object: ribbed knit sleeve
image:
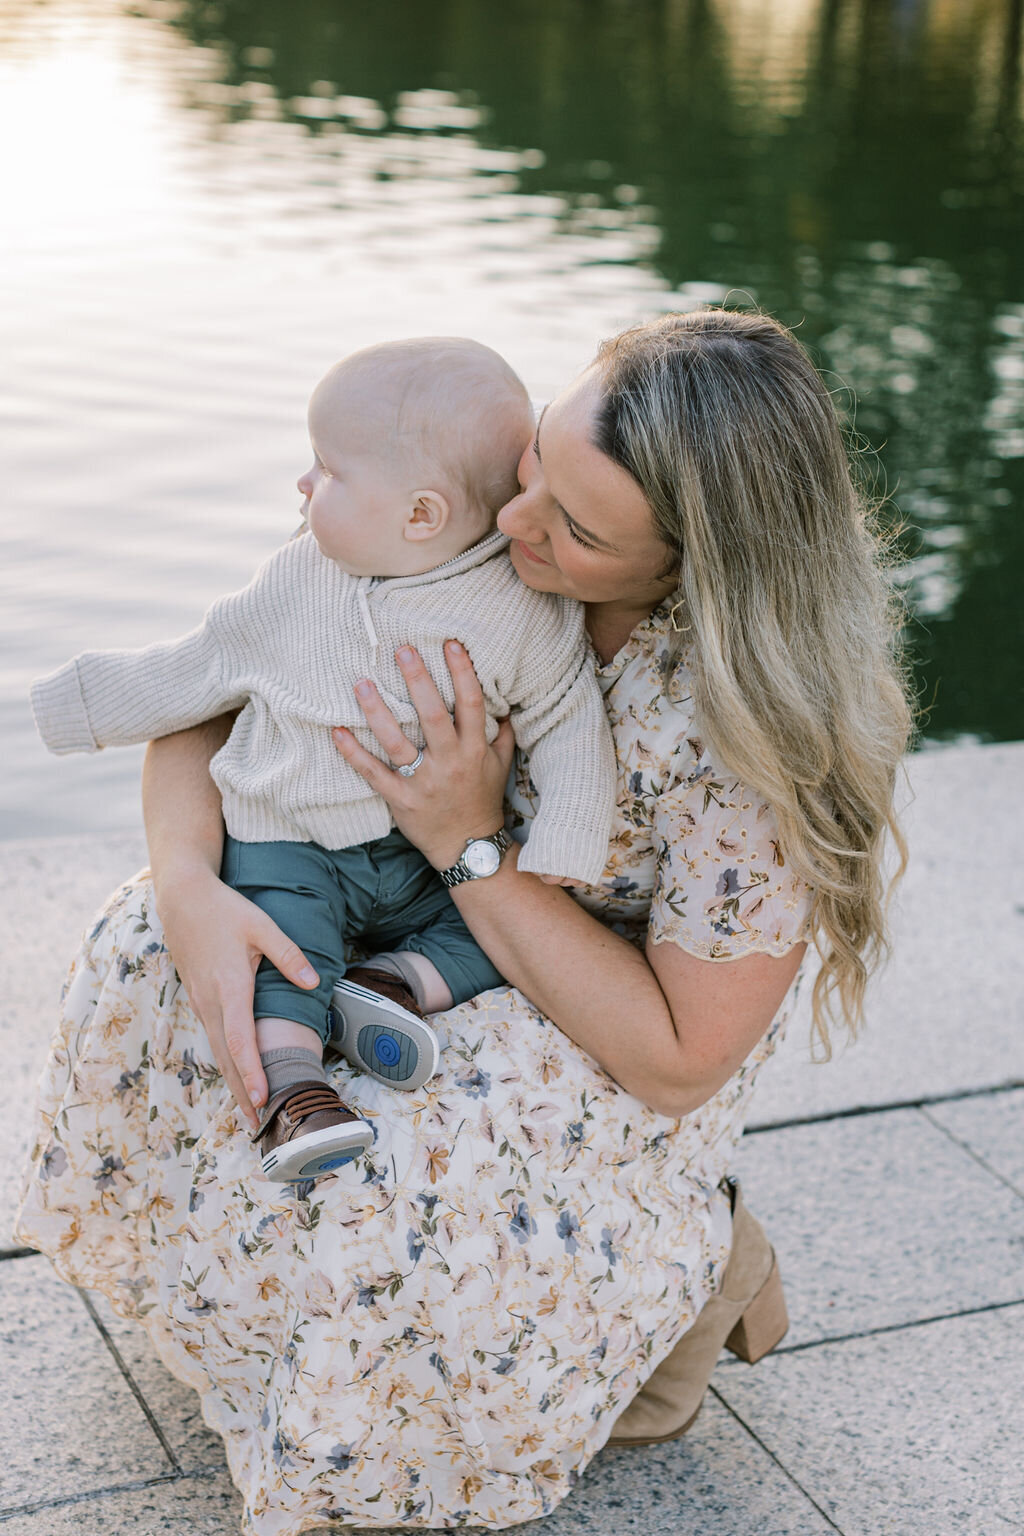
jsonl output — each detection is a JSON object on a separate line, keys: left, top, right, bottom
{"left": 31, "top": 599, "right": 253, "bottom": 755}
{"left": 504, "top": 597, "right": 616, "bottom": 885}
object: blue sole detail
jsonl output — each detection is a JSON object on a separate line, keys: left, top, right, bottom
{"left": 357, "top": 1022, "right": 419, "bottom": 1083}
{"left": 374, "top": 1033, "right": 402, "bottom": 1066}
{"left": 301, "top": 1153, "right": 354, "bottom": 1175}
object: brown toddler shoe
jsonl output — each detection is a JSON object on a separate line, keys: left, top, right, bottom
{"left": 253, "top": 1080, "right": 373, "bottom": 1182}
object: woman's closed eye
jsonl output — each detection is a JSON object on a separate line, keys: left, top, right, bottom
{"left": 563, "top": 513, "right": 595, "bottom": 549}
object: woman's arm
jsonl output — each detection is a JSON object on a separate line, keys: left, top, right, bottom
{"left": 445, "top": 851, "right": 802, "bottom": 1117}
{"left": 334, "top": 644, "right": 803, "bottom": 1118}
{"left": 143, "top": 717, "right": 319, "bottom": 1126}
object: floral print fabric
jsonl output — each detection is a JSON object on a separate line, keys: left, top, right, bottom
{"left": 16, "top": 597, "right": 811, "bottom": 1533}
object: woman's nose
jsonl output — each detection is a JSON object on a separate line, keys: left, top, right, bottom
{"left": 497, "top": 487, "right": 543, "bottom": 542}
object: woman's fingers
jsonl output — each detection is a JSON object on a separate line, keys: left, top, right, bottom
{"left": 216, "top": 992, "right": 266, "bottom": 1122}
{"left": 340, "top": 647, "right": 459, "bottom": 780}
{"left": 332, "top": 723, "right": 394, "bottom": 791}
{"left": 393, "top": 647, "right": 457, "bottom": 752}
{"left": 182, "top": 971, "right": 263, "bottom": 1128}
{"left": 350, "top": 679, "right": 419, "bottom": 765}
{"left": 446, "top": 639, "right": 487, "bottom": 740}
{"left": 492, "top": 714, "right": 517, "bottom": 772}
{"left": 257, "top": 920, "right": 319, "bottom": 992}
{"left": 185, "top": 916, "right": 318, "bottom": 1124}
{"left": 334, "top": 642, "right": 510, "bottom": 866}
{"left": 231, "top": 916, "right": 318, "bottom": 1112}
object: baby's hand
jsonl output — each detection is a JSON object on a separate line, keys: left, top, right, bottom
{"left": 538, "top": 873, "right": 584, "bottom": 888}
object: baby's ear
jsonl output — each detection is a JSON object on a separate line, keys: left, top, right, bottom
{"left": 404, "top": 490, "right": 451, "bottom": 541}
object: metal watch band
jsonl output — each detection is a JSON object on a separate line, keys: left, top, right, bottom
{"left": 439, "top": 828, "right": 512, "bottom": 888}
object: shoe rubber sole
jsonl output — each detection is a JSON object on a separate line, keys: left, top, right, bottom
{"left": 330, "top": 977, "right": 440, "bottom": 1091}
{"left": 261, "top": 1119, "right": 374, "bottom": 1182}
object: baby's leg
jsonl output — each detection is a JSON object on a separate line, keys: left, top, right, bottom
{"left": 360, "top": 830, "right": 506, "bottom": 1010}
{"left": 354, "top": 950, "right": 453, "bottom": 1013}
{"left": 394, "top": 899, "right": 506, "bottom": 1009}
{"left": 220, "top": 837, "right": 348, "bottom": 1043}
{"left": 255, "top": 1016, "right": 326, "bottom": 1103}
{"left": 219, "top": 837, "right": 373, "bottom": 1179}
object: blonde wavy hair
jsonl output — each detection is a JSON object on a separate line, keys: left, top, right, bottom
{"left": 593, "top": 308, "right": 913, "bottom": 1055}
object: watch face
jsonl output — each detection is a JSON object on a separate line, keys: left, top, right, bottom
{"left": 464, "top": 839, "right": 501, "bottom": 877}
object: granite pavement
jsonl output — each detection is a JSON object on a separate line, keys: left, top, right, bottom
{"left": 1, "top": 740, "right": 1022, "bottom": 1534}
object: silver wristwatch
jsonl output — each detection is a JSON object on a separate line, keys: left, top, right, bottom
{"left": 439, "top": 829, "right": 513, "bottom": 888}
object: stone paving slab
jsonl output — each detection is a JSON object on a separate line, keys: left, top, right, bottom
{"left": 2, "top": 744, "right": 1021, "bottom": 1534}
{"left": 85, "top": 1291, "right": 227, "bottom": 1473}
{"left": 0, "top": 1255, "right": 170, "bottom": 1512}
{"left": 752, "top": 740, "right": 1024, "bottom": 1126}
{"left": 0, "top": 833, "right": 147, "bottom": 1247}
{"left": 0, "top": 1397, "right": 838, "bottom": 1536}
{"left": 567, "top": 1395, "right": 836, "bottom": 1535}
{"left": 0, "top": 1468, "right": 242, "bottom": 1534}
{"left": 925, "top": 1086, "right": 1024, "bottom": 1197}
{"left": 734, "top": 1107, "right": 1024, "bottom": 1348}
{"left": 714, "top": 1303, "right": 1024, "bottom": 1535}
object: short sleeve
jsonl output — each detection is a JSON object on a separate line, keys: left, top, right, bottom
{"left": 648, "top": 756, "right": 813, "bottom": 960}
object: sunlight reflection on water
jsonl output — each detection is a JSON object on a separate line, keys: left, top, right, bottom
{"left": 1, "top": 0, "right": 688, "bottom": 834}
{"left": 1, "top": 0, "right": 1022, "bottom": 835}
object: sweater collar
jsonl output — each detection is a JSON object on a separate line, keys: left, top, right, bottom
{"left": 372, "top": 529, "right": 509, "bottom": 593}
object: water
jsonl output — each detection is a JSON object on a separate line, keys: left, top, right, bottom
{"left": 2, "top": 0, "right": 1022, "bottom": 838}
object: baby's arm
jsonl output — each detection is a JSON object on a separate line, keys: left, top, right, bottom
{"left": 32, "top": 622, "right": 245, "bottom": 754}
{"left": 28, "top": 551, "right": 292, "bottom": 755}
{"left": 503, "top": 597, "right": 616, "bottom": 886}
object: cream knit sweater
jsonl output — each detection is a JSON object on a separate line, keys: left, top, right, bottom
{"left": 32, "top": 530, "right": 616, "bottom": 884}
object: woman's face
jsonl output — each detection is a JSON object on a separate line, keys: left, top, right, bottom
{"left": 498, "top": 366, "right": 678, "bottom": 610}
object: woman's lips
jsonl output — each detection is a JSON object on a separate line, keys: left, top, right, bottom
{"left": 515, "top": 539, "right": 550, "bottom": 566}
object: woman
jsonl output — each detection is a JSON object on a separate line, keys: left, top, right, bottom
{"left": 16, "top": 309, "right": 911, "bottom": 1533}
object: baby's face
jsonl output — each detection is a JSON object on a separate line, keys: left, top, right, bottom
{"left": 298, "top": 373, "right": 420, "bottom": 577}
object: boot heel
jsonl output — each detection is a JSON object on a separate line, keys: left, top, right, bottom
{"left": 724, "top": 1253, "right": 788, "bottom": 1363}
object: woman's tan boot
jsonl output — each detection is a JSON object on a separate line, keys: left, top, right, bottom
{"left": 607, "top": 1178, "right": 788, "bottom": 1447}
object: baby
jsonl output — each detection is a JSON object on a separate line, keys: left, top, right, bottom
{"left": 32, "top": 338, "right": 615, "bottom": 1183}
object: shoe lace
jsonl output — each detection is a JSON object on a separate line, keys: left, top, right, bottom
{"left": 282, "top": 1084, "right": 348, "bottom": 1125}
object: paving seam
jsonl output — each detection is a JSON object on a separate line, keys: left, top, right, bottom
{"left": 5, "top": 1293, "right": 1020, "bottom": 1525}
{"left": 706, "top": 1385, "right": 847, "bottom": 1533}
{"left": 75, "top": 1286, "right": 182, "bottom": 1473}
{"left": 0, "top": 1472, "right": 184, "bottom": 1523}
{"left": 918, "top": 1103, "right": 1024, "bottom": 1200}
{"left": 717, "top": 1295, "right": 1024, "bottom": 1362}
{"left": 0, "top": 1464, "right": 228, "bottom": 1523}
{"left": 747, "top": 1078, "right": 1024, "bottom": 1135}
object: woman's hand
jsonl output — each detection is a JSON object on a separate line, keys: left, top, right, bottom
{"left": 332, "top": 640, "right": 515, "bottom": 869}
{"left": 155, "top": 860, "right": 319, "bottom": 1129}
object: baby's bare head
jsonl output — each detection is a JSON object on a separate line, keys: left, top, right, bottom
{"left": 311, "top": 338, "right": 533, "bottom": 570}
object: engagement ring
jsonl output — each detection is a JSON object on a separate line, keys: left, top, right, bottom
{"left": 396, "top": 749, "right": 424, "bottom": 778}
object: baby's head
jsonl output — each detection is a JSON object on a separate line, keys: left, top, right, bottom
{"left": 298, "top": 337, "right": 534, "bottom": 577}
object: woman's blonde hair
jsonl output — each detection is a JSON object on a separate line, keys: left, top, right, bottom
{"left": 593, "top": 308, "right": 913, "bottom": 1054}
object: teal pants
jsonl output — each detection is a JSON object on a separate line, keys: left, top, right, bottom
{"left": 221, "top": 830, "right": 505, "bottom": 1042}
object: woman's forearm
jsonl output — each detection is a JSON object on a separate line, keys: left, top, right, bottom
{"left": 450, "top": 846, "right": 803, "bottom": 1119}
{"left": 142, "top": 715, "right": 234, "bottom": 895}
{"left": 140, "top": 713, "right": 320, "bottom": 1125}
{"left": 448, "top": 847, "right": 695, "bottom": 1113}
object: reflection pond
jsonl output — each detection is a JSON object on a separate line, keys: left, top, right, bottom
{"left": 1, "top": 0, "right": 1022, "bottom": 836}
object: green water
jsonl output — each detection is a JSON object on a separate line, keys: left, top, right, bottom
{"left": 168, "top": 0, "right": 1024, "bottom": 742}
{"left": 3, "top": 0, "right": 1023, "bottom": 838}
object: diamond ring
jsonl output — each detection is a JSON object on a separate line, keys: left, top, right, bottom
{"left": 396, "top": 749, "right": 425, "bottom": 778}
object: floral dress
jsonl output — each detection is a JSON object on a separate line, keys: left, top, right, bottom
{"left": 15, "top": 598, "right": 811, "bottom": 1534}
